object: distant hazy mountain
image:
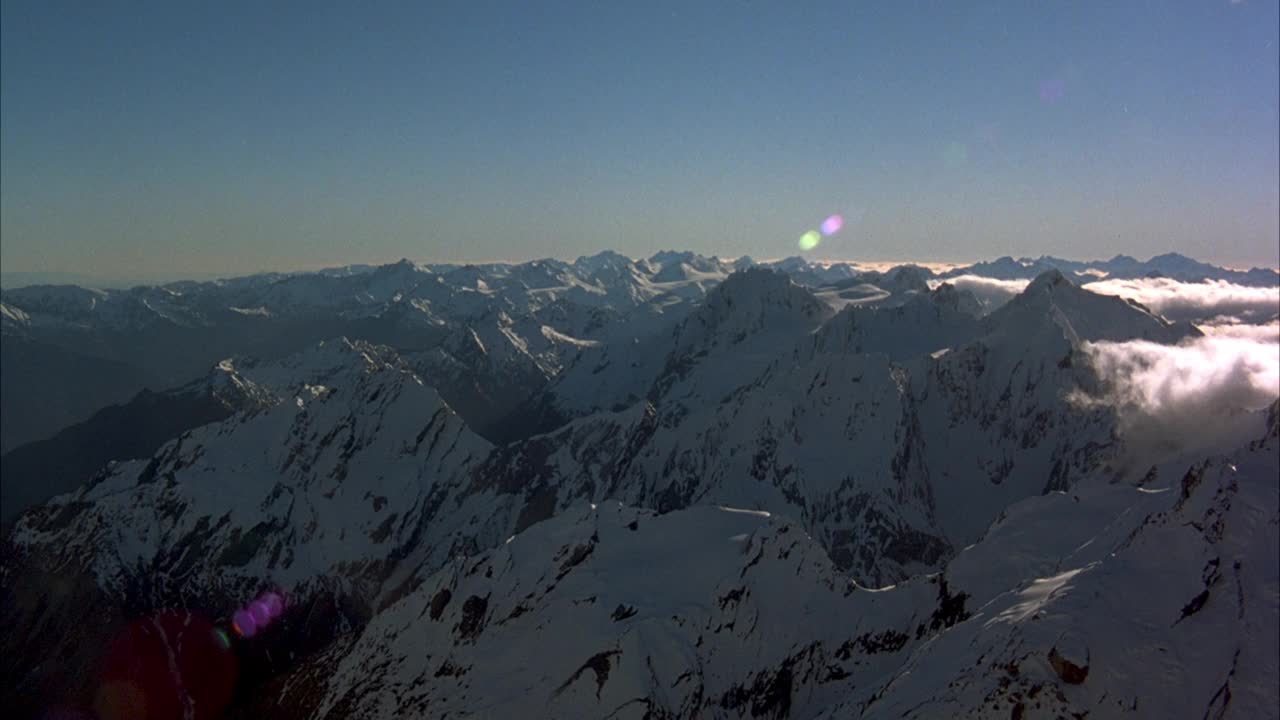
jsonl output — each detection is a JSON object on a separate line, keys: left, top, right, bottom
{"left": 942, "top": 252, "right": 1279, "bottom": 286}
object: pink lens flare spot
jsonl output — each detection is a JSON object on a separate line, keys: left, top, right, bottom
{"left": 820, "top": 215, "right": 844, "bottom": 236}
{"left": 231, "top": 609, "right": 258, "bottom": 638}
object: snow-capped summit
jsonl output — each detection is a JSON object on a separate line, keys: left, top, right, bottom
{"left": 985, "top": 268, "right": 1198, "bottom": 344}
{"left": 927, "top": 281, "right": 983, "bottom": 316}
{"left": 573, "top": 249, "right": 634, "bottom": 274}
{"left": 650, "top": 268, "right": 834, "bottom": 405}
{"left": 808, "top": 286, "right": 983, "bottom": 361}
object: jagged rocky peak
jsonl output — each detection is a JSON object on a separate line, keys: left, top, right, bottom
{"left": 881, "top": 263, "right": 933, "bottom": 291}
{"left": 574, "top": 249, "right": 633, "bottom": 272}
{"left": 367, "top": 257, "right": 427, "bottom": 281}
{"left": 226, "top": 336, "right": 405, "bottom": 392}
{"left": 700, "top": 266, "right": 829, "bottom": 319}
{"left": 808, "top": 286, "right": 984, "bottom": 360}
{"left": 927, "top": 281, "right": 982, "bottom": 316}
{"left": 206, "top": 336, "right": 451, "bottom": 416}
{"left": 985, "top": 267, "right": 1196, "bottom": 345}
{"left": 1024, "top": 267, "right": 1072, "bottom": 292}
{"left": 648, "top": 249, "right": 701, "bottom": 266}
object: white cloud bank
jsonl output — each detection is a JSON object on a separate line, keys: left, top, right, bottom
{"left": 1081, "top": 277, "right": 1280, "bottom": 324}
{"left": 1074, "top": 334, "right": 1279, "bottom": 465}
{"left": 1196, "top": 318, "right": 1280, "bottom": 343}
{"left": 930, "top": 275, "right": 1280, "bottom": 326}
{"left": 928, "top": 275, "right": 1030, "bottom": 311}
{"left": 925, "top": 272, "right": 1279, "bottom": 466}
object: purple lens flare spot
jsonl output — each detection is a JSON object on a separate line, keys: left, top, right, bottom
{"left": 1039, "top": 78, "right": 1065, "bottom": 104}
{"left": 232, "top": 609, "right": 258, "bottom": 638}
{"left": 263, "top": 592, "right": 284, "bottom": 618}
{"left": 249, "top": 600, "right": 272, "bottom": 628}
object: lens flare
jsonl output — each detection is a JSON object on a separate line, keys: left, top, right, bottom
{"left": 1039, "top": 78, "right": 1065, "bottom": 104}
{"left": 798, "top": 230, "right": 821, "bottom": 251}
{"left": 262, "top": 592, "right": 284, "bottom": 618}
{"left": 231, "top": 609, "right": 258, "bottom": 638}
{"left": 820, "top": 215, "right": 844, "bottom": 236}
{"left": 95, "top": 611, "right": 237, "bottom": 720}
{"left": 249, "top": 600, "right": 272, "bottom": 627}
{"left": 213, "top": 628, "right": 232, "bottom": 651}
{"left": 229, "top": 589, "right": 287, "bottom": 640}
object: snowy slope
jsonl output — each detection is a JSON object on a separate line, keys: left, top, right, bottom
{"left": 272, "top": 503, "right": 949, "bottom": 720}
{"left": 10, "top": 339, "right": 492, "bottom": 606}
{"left": 850, "top": 409, "right": 1280, "bottom": 719}
{"left": 262, "top": 413, "right": 1279, "bottom": 719}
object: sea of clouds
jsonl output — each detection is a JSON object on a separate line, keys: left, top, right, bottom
{"left": 1082, "top": 277, "right": 1280, "bottom": 324}
{"left": 933, "top": 273, "right": 1279, "bottom": 462}
{"left": 932, "top": 275, "right": 1280, "bottom": 326}
{"left": 1080, "top": 278, "right": 1275, "bottom": 462}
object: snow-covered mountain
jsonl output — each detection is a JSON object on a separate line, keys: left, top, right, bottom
{"left": 0, "top": 251, "right": 726, "bottom": 450}
{"left": 942, "top": 252, "right": 1279, "bottom": 287}
{"left": 265, "top": 411, "right": 1278, "bottom": 718}
{"left": 0, "top": 360, "right": 273, "bottom": 526}
{"left": 2, "top": 257, "right": 1277, "bottom": 719}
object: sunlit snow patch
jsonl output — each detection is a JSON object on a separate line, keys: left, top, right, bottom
{"left": 990, "top": 564, "right": 1094, "bottom": 626}
{"left": 715, "top": 505, "right": 772, "bottom": 518}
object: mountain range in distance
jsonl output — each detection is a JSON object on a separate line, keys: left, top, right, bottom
{"left": 1, "top": 249, "right": 1277, "bottom": 719}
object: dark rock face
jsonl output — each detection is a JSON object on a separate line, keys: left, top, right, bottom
{"left": 429, "top": 588, "right": 453, "bottom": 621}
{"left": 720, "top": 657, "right": 795, "bottom": 719}
{"left": 455, "top": 595, "right": 489, "bottom": 641}
{"left": 556, "top": 650, "right": 621, "bottom": 699}
{"left": 0, "top": 543, "right": 123, "bottom": 718}
{"left": 917, "top": 578, "right": 971, "bottom": 638}
{"left": 1048, "top": 647, "right": 1089, "bottom": 685}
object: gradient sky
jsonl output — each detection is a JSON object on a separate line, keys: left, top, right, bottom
{"left": 2, "top": 0, "right": 1278, "bottom": 280}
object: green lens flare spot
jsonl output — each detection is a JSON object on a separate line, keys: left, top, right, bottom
{"left": 798, "top": 231, "right": 821, "bottom": 251}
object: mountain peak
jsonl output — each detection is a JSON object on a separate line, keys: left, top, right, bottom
{"left": 928, "top": 281, "right": 982, "bottom": 316}
{"left": 708, "top": 267, "right": 816, "bottom": 309}
{"left": 1025, "top": 268, "right": 1072, "bottom": 292}
{"left": 574, "top": 250, "right": 633, "bottom": 273}
{"left": 987, "top": 267, "right": 1197, "bottom": 345}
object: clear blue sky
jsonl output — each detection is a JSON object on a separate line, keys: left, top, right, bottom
{"left": 2, "top": 0, "right": 1277, "bottom": 280}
